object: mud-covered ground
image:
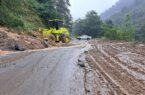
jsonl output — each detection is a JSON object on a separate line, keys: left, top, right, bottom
{"left": 0, "top": 39, "right": 145, "bottom": 95}
{"left": 84, "top": 40, "right": 145, "bottom": 95}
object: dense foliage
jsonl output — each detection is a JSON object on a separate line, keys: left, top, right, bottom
{"left": 103, "top": 16, "right": 135, "bottom": 41}
{"left": 0, "top": 0, "right": 43, "bottom": 30}
{"left": 73, "top": 11, "right": 135, "bottom": 41}
{"left": 0, "top": 0, "right": 72, "bottom": 30}
{"left": 100, "top": 0, "right": 145, "bottom": 42}
{"left": 72, "top": 11, "right": 103, "bottom": 38}
{"left": 109, "top": 0, "right": 145, "bottom": 41}
{"left": 36, "top": 0, "right": 72, "bottom": 28}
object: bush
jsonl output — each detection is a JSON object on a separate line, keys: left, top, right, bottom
{"left": 104, "top": 28, "right": 135, "bottom": 41}
{"left": 104, "top": 16, "right": 135, "bottom": 41}
{"left": 0, "top": 0, "right": 43, "bottom": 30}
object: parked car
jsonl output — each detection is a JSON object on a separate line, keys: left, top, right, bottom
{"left": 77, "top": 35, "right": 92, "bottom": 40}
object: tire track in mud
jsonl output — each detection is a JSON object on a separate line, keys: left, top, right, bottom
{"left": 98, "top": 45, "right": 145, "bottom": 94}
{"left": 86, "top": 40, "right": 145, "bottom": 95}
{"left": 79, "top": 54, "right": 115, "bottom": 95}
{"left": 102, "top": 43, "right": 145, "bottom": 82}
{"left": 93, "top": 41, "right": 145, "bottom": 81}
{"left": 87, "top": 54, "right": 129, "bottom": 95}
{"left": 102, "top": 44, "right": 145, "bottom": 75}
{"left": 85, "top": 57, "right": 119, "bottom": 95}
{"left": 108, "top": 45, "right": 145, "bottom": 66}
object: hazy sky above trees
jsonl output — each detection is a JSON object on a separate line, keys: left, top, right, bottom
{"left": 70, "top": 0, "right": 119, "bottom": 20}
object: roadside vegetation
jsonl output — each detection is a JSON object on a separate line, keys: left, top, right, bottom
{"left": 0, "top": 0, "right": 145, "bottom": 42}
{"left": 73, "top": 0, "right": 145, "bottom": 42}
{"left": 0, "top": 0, "right": 72, "bottom": 51}
{"left": 0, "top": 0, "right": 72, "bottom": 30}
{"left": 110, "top": 0, "right": 145, "bottom": 42}
{"left": 103, "top": 15, "right": 135, "bottom": 41}
{"left": 73, "top": 11, "right": 135, "bottom": 41}
{"left": 72, "top": 11, "right": 103, "bottom": 38}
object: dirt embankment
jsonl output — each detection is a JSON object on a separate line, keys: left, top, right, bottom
{"left": 85, "top": 40, "right": 145, "bottom": 95}
{"left": 0, "top": 27, "right": 46, "bottom": 54}
{"left": 0, "top": 27, "right": 73, "bottom": 55}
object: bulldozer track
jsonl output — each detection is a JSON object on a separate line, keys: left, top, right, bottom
{"left": 85, "top": 40, "right": 145, "bottom": 95}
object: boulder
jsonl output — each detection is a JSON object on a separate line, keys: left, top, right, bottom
{"left": 6, "top": 39, "right": 26, "bottom": 51}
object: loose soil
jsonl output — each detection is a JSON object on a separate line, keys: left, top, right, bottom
{"left": 85, "top": 40, "right": 145, "bottom": 95}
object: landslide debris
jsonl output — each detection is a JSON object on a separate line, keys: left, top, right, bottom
{"left": 85, "top": 40, "right": 145, "bottom": 95}
{"left": 0, "top": 27, "right": 73, "bottom": 55}
{"left": 0, "top": 27, "right": 45, "bottom": 52}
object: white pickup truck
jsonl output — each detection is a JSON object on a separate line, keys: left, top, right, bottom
{"left": 77, "top": 35, "right": 92, "bottom": 40}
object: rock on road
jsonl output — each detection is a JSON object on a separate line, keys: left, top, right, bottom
{"left": 0, "top": 43, "right": 90, "bottom": 95}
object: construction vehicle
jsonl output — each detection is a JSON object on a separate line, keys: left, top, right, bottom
{"left": 40, "top": 19, "right": 70, "bottom": 44}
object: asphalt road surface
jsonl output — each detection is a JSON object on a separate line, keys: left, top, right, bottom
{"left": 0, "top": 43, "right": 90, "bottom": 95}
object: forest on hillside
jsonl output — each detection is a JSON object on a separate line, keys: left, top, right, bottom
{"left": 73, "top": 0, "right": 145, "bottom": 42}
{"left": 0, "top": 0, "right": 72, "bottom": 30}
{"left": 101, "top": 0, "right": 135, "bottom": 20}
{"left": 73, "top": 10, "right": 135, "bottom": 41}
{"left": 0, "top": 0, "right": 145, "bottom": 42}
{"left": 109, "top": 0, "right": 145, "bottom": 41}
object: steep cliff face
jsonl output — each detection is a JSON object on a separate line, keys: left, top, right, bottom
{"left": 100, "top": 0, "right": 135, "bottom": 20}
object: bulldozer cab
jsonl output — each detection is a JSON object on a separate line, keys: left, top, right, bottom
{"left": 49, "top": 19, "right": 64, "bottom": 30}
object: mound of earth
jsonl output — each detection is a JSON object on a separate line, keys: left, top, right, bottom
{"left": 0, "top": 27, "right": 45, "bottom": 51}
{"left": 0, "top": 27, "right": 73, "bottom": 55}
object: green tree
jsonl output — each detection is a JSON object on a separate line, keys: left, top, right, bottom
{"left": 36, "top": 0, "right": 58, "bottom": 25}
{"left": 103, "top": 15, "right": 135, "bottom": 41}
{"left": 35, "top": 0, "right": 72, "bottom": 29}
{"left": 0, "top": 0, "right": 72, "bottom": 30}
{"left": 84, "top": 11, "right": 103, "bottom": 37}
{"left": 119, "top": 15, "right": 136, "bottom": 41}
{"left": 135, "top": 23, "right": 145, "bottom": 42}
{"left": 72, "top": 19, "right": 86, "bottom": 36}
{"left": 73, "top": 10, "right": 103, "bottom": 38}
{"left": 55, "top": 0, "right": 72, "bottom": 28}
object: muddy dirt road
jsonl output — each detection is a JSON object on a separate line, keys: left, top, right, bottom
{"left": 0, "top": 40, "right": 145, "bottom": 95}
{"left": 85, "top": 40, "right": 145, "bottom": 95}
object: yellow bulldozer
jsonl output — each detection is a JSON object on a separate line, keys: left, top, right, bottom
{"left": 40, "top": 19, "right": 70, "bottom": 44}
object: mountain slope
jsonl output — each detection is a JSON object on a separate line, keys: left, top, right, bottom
{"left": 109, "top": 0, "right": 145, "bottom": 41}
{"left": 110, "top": 0, "right": 145, "bottom": 26}
{"left": 0, "top": 0, "right": 44, "bottom": 29}
{"left": 101, "top": 0, "right": 135, "bottom": 20}
{"left": 0, "top": 0, "right": 72, "bottom": 30}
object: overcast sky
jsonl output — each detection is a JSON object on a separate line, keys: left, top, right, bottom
{"left": 70, "top": 0, "right": 119, "bottom": 20}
